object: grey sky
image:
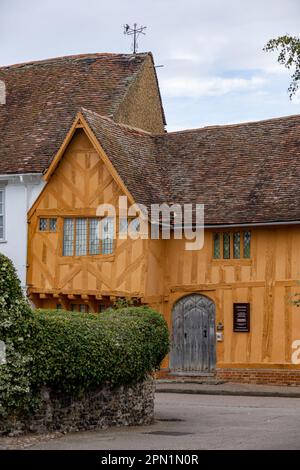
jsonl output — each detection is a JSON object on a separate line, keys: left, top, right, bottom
{"left": 1, "top": 0, "right": 299, "bottom": 130}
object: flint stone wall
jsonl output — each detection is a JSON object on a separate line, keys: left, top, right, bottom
{"left": 8, "top": 377, "right": 154, "bottom": 435}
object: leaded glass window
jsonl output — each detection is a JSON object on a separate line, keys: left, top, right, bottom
{"left": 63, "top": 218, "right": 74, "bottom": 256}
{"left": 75, "top": 218, "right": 87, "bottom": 256}
{"left": 39, "top": 217, "right": 57, "bottom": 232}
{"left": 89, "top": 218, "right": 100, "bottom": 255}
{"left": 98, "top": 304, "right": 107, "bottom": 313}
{"left": 243, "top": 231, "right": 251, "bottom": 258}
{"left": 102, "top": 217, "right": 114, "bottom": 255}
{"left": 70, "top": 304, "right": 88, "bottom": 313}
{"left": 49, "top": 218, "right": 57, "bottom": 232}
{"left": 213, "top": 231, "right": 251, "bottom": 260}
{"left": 213, "top": 233, "right": 221, "bottom": 259}
{"left": 233, "top": 232, "right": 240, "bottom": 259}
{"left": 63, "top": 217, "right": 115, "bottom": 256}
{"left": 39, "top": 218, "right": 48, "bottom": 231}
{"left": 223, "top": 233, "right": 230, "bottom": 259}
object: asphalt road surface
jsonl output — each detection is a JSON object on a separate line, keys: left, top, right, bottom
{"left": 30, "top": 393, "right": 300, "bottom": 450}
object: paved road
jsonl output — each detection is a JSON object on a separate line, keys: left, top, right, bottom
{"left": 30, "top": 393, "right": 300, "bottom": 450}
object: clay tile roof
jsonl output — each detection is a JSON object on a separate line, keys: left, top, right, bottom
{"left": 83, "top": 109, "right": 300, "bottom": 225}
{"left": 156, "top": 115, "right": 300, "bottom": 225}
{"left": 81, "top": 108, "right": 168, "bottom": 208}
{"left": 0, "top": 52, "right": 150, "bottom": 174}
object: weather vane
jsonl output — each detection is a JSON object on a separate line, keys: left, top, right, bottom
{"left": 123, "top": 23, "right": 147, "bottom": 54}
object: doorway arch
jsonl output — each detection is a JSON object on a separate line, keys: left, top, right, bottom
{"left": 170, "top": 294, "right": 216, "bottom": 372}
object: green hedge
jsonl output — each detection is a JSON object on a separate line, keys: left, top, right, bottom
{"left": 0, "top": 253, "right": 169, "bottom": 432}
{"left": 0, "top": 254, "right": 34, "bottom": 424}
{"left": 29, "top": 306, "right": 169, "bottom": 394}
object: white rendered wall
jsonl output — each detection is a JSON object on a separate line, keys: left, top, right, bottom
{"left": 0, "top": 176, "right": 44, "bottom": 287}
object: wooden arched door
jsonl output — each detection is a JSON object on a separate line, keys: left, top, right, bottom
{"left": 170, "top": 294, "right": 216, "bottom": 372}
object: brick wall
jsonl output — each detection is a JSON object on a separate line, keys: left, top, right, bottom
{"left": 216, "top": 368, "right": 300, "bottom": 386}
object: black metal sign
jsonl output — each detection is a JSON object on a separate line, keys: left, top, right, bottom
{"left": 233, "top": 303, "right": 250, "bottom": 332}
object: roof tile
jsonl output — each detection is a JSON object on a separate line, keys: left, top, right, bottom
{"left": 0, "top": 53, "right": 149, "bottom": 174}
{"left": 83, "top": 109, "right": 300, "bottom": 225}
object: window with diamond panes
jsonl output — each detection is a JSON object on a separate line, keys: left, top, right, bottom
{"left": 233, "top": 232, "right": 240, "bottom": 259}
{"left": 39, "top": 217, "right": 57, "bottom": 232}
{"left": 213, "top": 233, "right": 221, "bottom": 259}
{"left": 243, "top": 231, "right": 251, "bottom": 258}
{"left": 213, "top": 231, "right": 251, "bottom": 260}
{"left": 49, "top": 218, "right": 57, "bottom": 232}
{"left": 39, "top": 218, "right": 48, "bottom": 231}
{"left": 223, "top": 233, "right": 230, "bottom": 259}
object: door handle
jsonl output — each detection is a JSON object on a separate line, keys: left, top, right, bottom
{"left": 184, "top": 332, "right": 187, "bottom": 338}
{"left": 203, "top": 329, "right": 207, "bottom": 338}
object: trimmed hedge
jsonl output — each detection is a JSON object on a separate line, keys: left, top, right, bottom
{"left": 30, "top": 307, "right": 169, "bottom": 394}
{"left": 0, "top": 253, "right": 169, "bottom": 433}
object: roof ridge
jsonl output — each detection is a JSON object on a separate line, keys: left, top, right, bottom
{"left": 166, "top": 113, "right": 300, "bottom": 136}
{"left": 81, "top": 107, "right": 153, "bottom": 136}
{"left": 0, "top": 52, "right": 150, "bottom": 70}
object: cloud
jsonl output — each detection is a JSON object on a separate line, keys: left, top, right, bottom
{"left": 160, "top": 75, "right": 267, "bottom": 98}
{"left": 1, "top": 0, "right": 300, "bottom": 129}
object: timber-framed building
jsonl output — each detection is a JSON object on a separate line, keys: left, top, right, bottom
{"left": 1, "top": 52, "right": 300, "bottom": 384}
